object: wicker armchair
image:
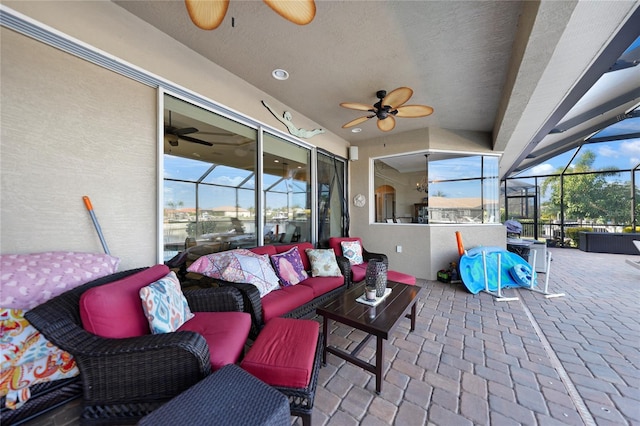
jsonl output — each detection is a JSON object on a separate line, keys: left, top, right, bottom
{"left": 24, "top": 268, "right": 247, "bottom": 425}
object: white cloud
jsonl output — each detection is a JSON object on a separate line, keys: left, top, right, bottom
{"left": 531, "top": 163, "right": 555, "bottom": 175}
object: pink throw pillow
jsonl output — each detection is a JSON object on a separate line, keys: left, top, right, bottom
{"left": 0, "top": 252, "right": 120, "bottom": 310}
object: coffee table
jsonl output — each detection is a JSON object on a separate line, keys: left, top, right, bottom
{"left": 316, "top": 280, "right": 422, "bottom": 393}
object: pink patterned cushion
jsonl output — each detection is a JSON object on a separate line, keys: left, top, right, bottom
{"left": 221, "top": 253, "right": 281, "bottom": 297}
{"left": 270, "top": 246, "right": 308, "bottom": 287}
{"left": 187, "top": 249, "right": 254, "bottom": 278}
{"left": 0, "top": 252, "right": 120, "bottom": 309}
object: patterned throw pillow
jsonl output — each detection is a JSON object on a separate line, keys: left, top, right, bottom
{"left": 186, "top": 249, "right": 255, "bottom": 279}
{"left": 270, "top": 246, "right": 309, "bottom": 287}
{"left": 139, "top": 271, "right": 194, "bottom": 334}
{"left": 305, "top": 249, "right": 343, "bottom": 277}
{"left": 341, "top": 240, "right": 364, "bottom": 265}
{"left": 0, "top": 252, "right": 120, "bottom": 309}
{"left": 221, "top": 253, "right": 281, "bottom": 297}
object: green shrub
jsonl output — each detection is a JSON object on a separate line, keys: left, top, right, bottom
{"left": 622, "top": 226, "right": 640, "bottom": 233}
{"left": 565, "top": 227, "right": 593, "bottom": 246}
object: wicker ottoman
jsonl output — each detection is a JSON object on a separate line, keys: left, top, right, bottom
{"left": 139, "top": 364, "right": 290, "bottom": 426}
{"left": 241, "top": 317, "right": 322, "bottom": 426}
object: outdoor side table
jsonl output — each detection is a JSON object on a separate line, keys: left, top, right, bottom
{"left": 139, "top": 364, "right": 290, "bottom": 426}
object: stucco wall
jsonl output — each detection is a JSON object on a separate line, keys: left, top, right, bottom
{"left": 0, "top": 2, "right": 349, "bottom": 268}
{"left": 1, "top": 28, "right": 157, "bottom": 270}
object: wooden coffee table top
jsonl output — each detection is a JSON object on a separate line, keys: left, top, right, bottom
{"left": 316, "top": 280, "right": 422, "bottom": 339}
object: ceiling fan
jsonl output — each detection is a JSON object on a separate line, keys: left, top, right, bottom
{"left": 165, "top": 126, "right": 213, "bottom": 147}
{"left": 340, "top": 87, "right": 434, "bottom": 132}
{"left": 185, "top": 0, "right": 316, "bottom": 30}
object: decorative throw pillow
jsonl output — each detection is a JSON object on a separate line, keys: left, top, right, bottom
{"left": 186, "top": 249, "right": 255, "bottom": 279}
{"left": 305, "top": 249, "right": 343, "bottom": 277}
{"left": 0, "top": 252, "right": 120, "bottom": 309}
{"left": 139, "top": 271, "right": 194, "bottom": 334}
{"left": 270, "top": 246, "right": 308, "bottom": 287}
{"left": 221, "top": 253, "right": 281, "bottom": 297}
{"left": 341, "top": 240, "right": 364, "bottom": 265}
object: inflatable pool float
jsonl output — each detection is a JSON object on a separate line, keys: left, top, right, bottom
{"left": 459, "top": 246, "right": 536, "bottom": 294}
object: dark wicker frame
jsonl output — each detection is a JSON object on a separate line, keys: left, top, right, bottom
{"left": 24, "top": 268, "right": 247, "bottom": 425}
{"left": 0, "top": 377, "right": 81, "bottom": 426}
{"left": 214, "top": 254, "right": 352, "bottom": 337}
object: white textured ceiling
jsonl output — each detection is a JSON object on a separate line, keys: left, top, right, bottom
{"left": 113, "top": 0, "right": 640, "bottom": 178}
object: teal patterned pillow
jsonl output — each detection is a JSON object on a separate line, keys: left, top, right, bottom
{"left": 139, "top": 271, "right": 194, "bottom": 334}
{"left": 305, "top": 249, "right": 343, "bottom": 277}
{"left": 341, "top": 240, "right": 364, "bottom": 265}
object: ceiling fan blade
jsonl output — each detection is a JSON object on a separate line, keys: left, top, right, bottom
{"left": 342, "top": 116, "right": 373, "bottom": 128}
{"left": 395, "top": 105, "right": 434, "bottom": 118}
{"left": 185, "top": 0, "right": 229, "bottom": 30}
{"left": 340, "top": 102, "right": 374, "bottom": 112}
{"left": 179, "top": 134, "right": 214, "bottom": 146}
{"left": 175, "top": 127, "right": 199, "bottom": 136}
{"left": 377, "top": 116, "right": 396, "bottom": 132}
{"left": 263, "top": 0, "right": 316, "bottom": 25}
{"left": 383, "top": 87, "right": 413, "bottom": 108}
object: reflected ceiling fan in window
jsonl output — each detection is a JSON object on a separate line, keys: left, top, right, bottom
{"left": 185, "top": 0, "right": 316, "bottom": 30}
{"left": 165, "top": 112, "right": 213, "bottom": 146}
{"left": 340, "top": 87, "right": 434, "bottom": 132}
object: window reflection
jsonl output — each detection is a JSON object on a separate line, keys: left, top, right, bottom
{"left": 163, "top": 94, "right": 258, "bottom": 261}
{"left": 373, "top": 152, "right": 499, "bottom": 224}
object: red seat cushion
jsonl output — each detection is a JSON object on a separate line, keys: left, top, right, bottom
{"left": 178, "top": 311, "right": 251, "bottom": 371}
{"left": 388, "top": 270, "right": 416, "bottom": 285}
{"left": 260, "top": 285, "right": 314, "bottom": 323}
{"left": 298, "top": 275, "right": 344, "bottom": 298}
{"left": 79, "top": 264, "right": 170, "bottom": 338}
{"left": 351, "top": 264, "right": 367, "bottom": 282}
{"left": 241, "top": 317, "right": 319, "bottom": 388}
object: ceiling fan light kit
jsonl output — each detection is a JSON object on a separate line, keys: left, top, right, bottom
{"left": 340, "top": 87, "right": 433, "bottom": 132}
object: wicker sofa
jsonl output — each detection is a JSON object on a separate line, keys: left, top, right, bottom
{"left": 24, "top": 266, "right": 251, "bottom": 425}
{"left": 186, "top": 242, "right": 351, "bottom": 337}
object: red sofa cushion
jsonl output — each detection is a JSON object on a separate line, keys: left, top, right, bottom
{"left": 79, "top": 264, "right": 170, "bottom": 338}
{"left": 248, "top": 246, "right": 277, "bottom": 257}
{"left": 298, "top": 275, "right": 344, "bottom": 298}
{"left": 178, "top": 311, "right": 251, "bottom": 370}
{"left": 260, "top": 285, "right": 314, "bottom": 323}
{"left": 241, "top": 317, "right": 319, "bottom": 388}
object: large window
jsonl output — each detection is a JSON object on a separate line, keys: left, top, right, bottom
{"left": 263, "top": 134, "right": 311, "bottom": 244}
{"left": 163, "top": 95, "right": 258, "bottom": 260}
{"left": 373, "top": 152, "right": 499, "bottom": 224}
{"left": 162, "top": 94, "right": 346, "bottom": 261}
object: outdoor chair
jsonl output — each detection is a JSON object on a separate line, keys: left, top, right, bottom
{"left": 329, "top": 237, "right": 416, "bottom": 285}
{"left": 25, "top": 266, "right": 251, "bottom": 425}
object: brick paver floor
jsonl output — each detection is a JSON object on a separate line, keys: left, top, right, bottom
{"left": 311, "top": 247, "right": 639, "bottom": 425}
{"left": 23, "top": 247, "right": 639, "bottom": 426}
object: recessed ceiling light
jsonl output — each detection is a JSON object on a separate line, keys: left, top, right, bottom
{"left": 272, "top": 69, "right": 289, "bottom": 80}
{"left": 351, "top": 128, "right": 362, "bottom": 133}
{"left": 274, "top": 159, "right": 280, "bottom": 163}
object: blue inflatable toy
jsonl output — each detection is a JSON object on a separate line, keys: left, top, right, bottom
{"left": 459, "top": 246, "right": 536, "bottom": 294}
